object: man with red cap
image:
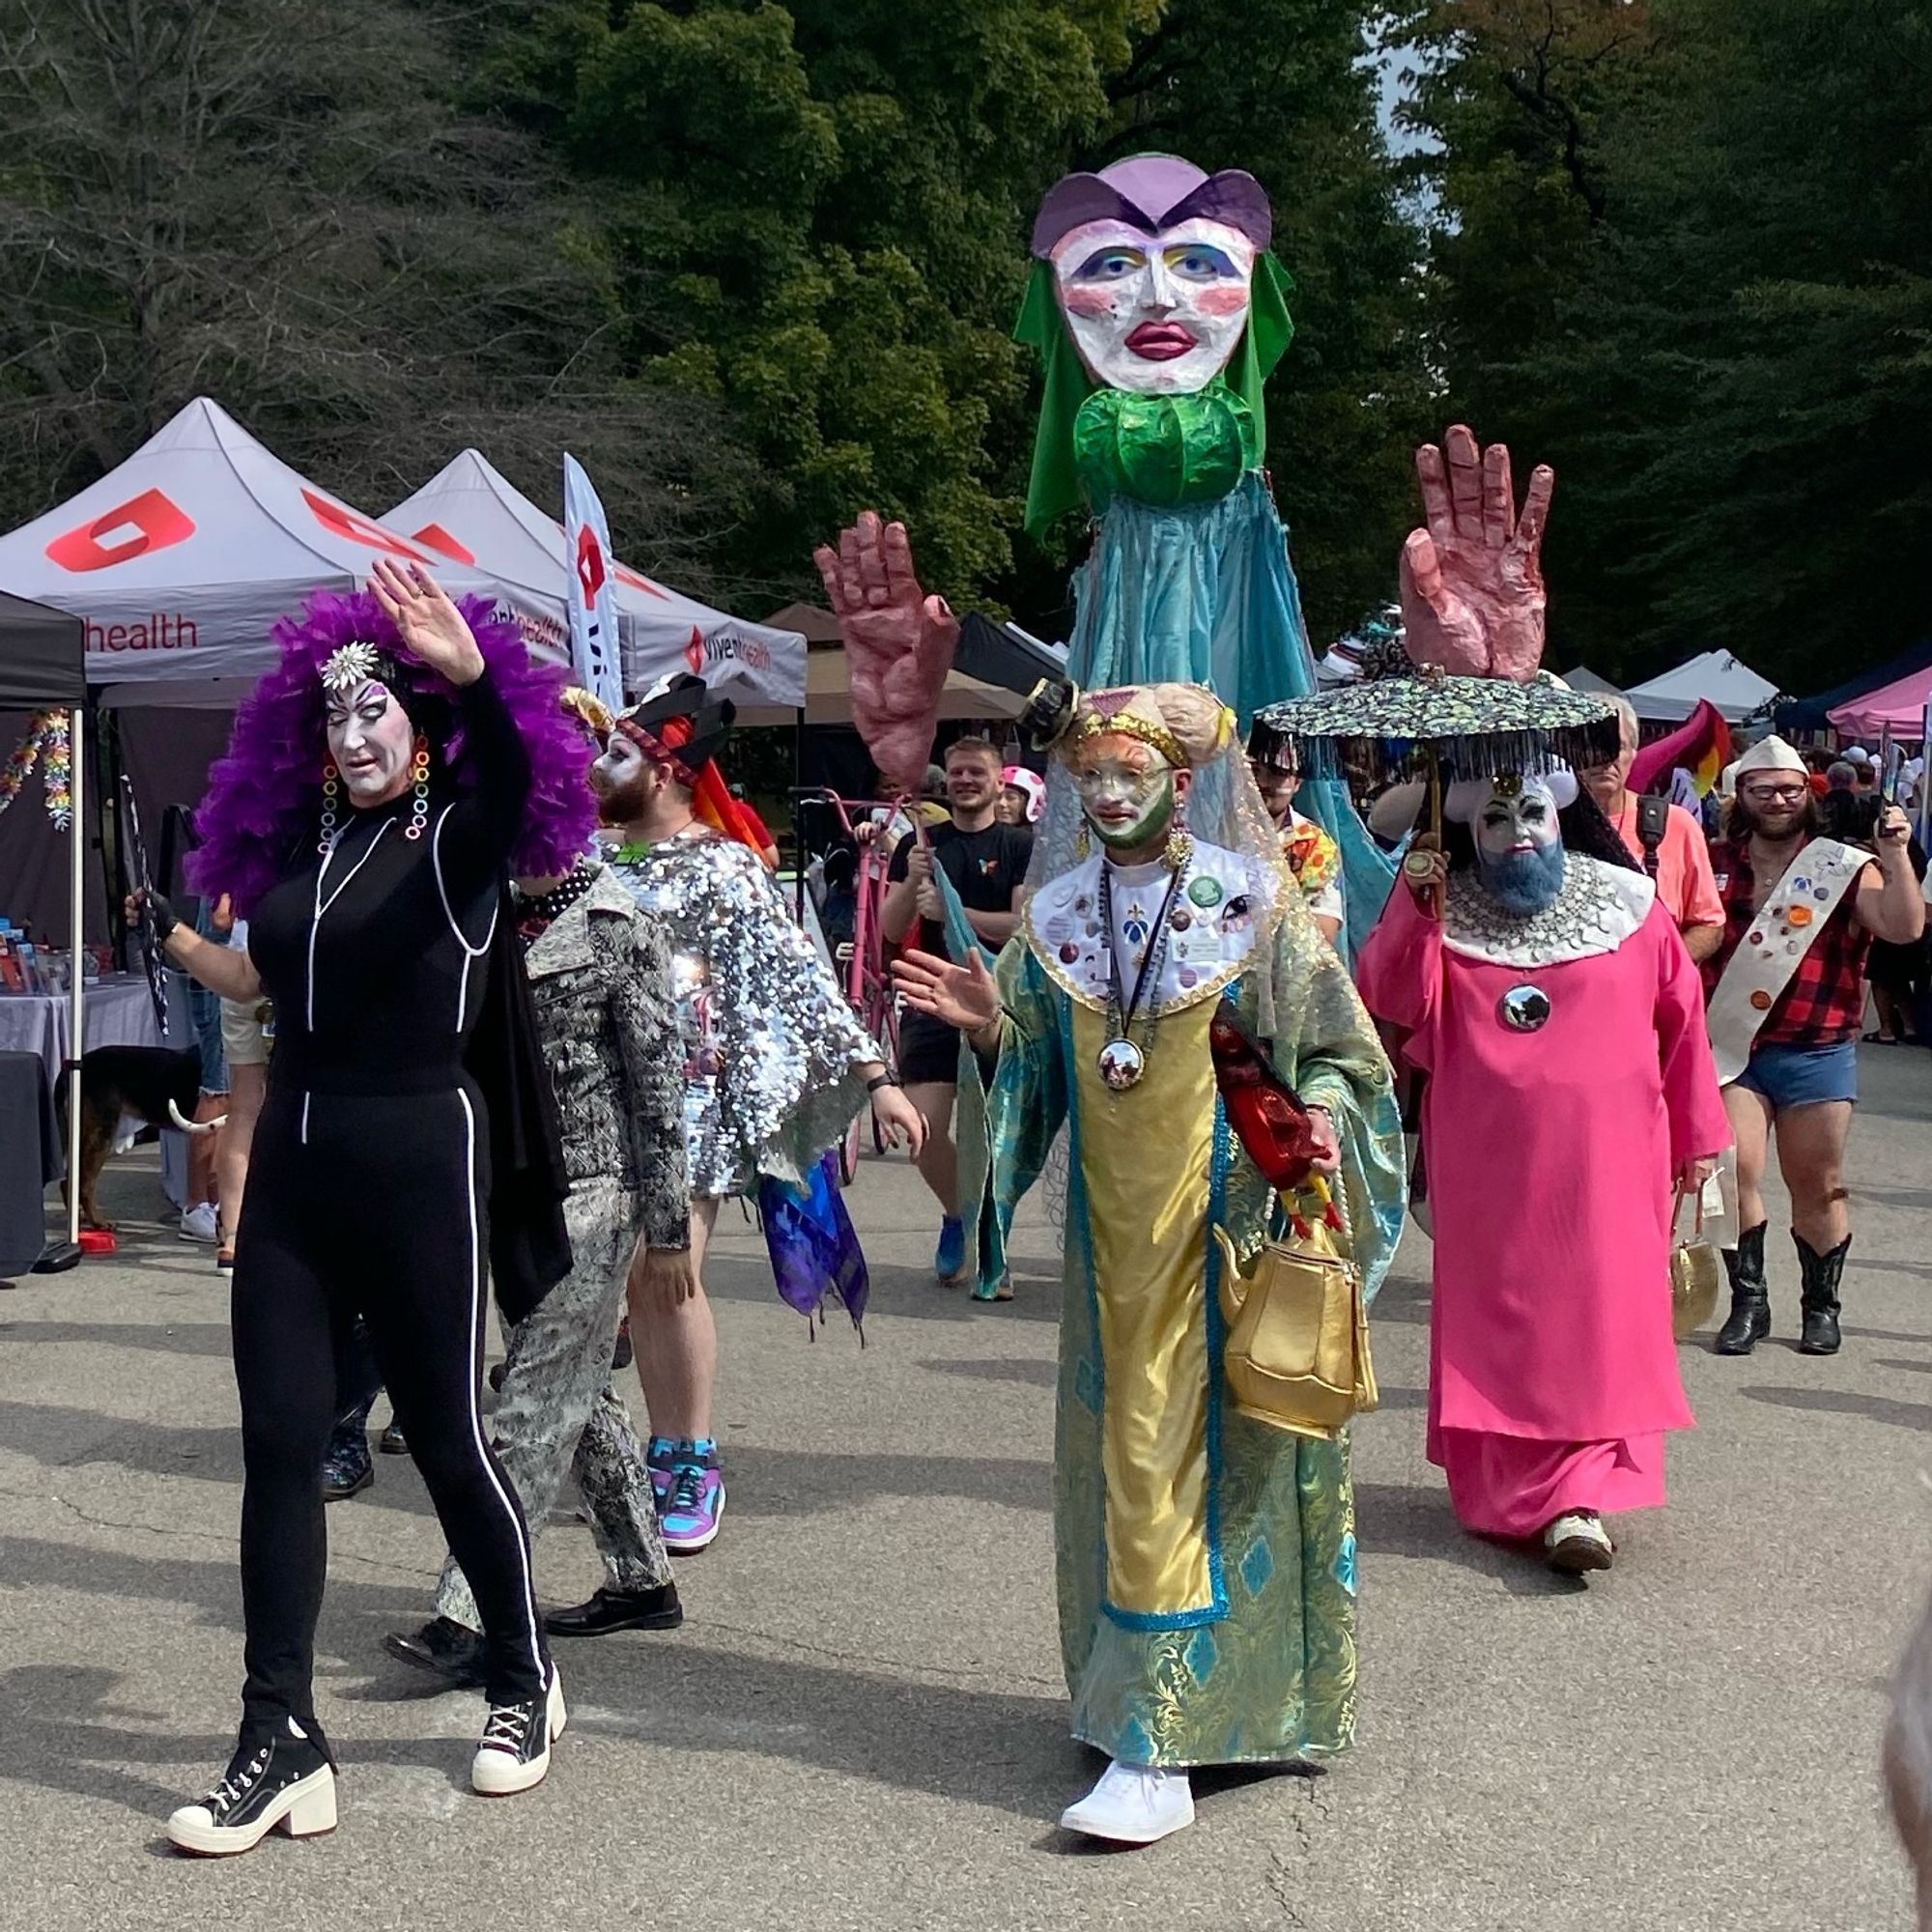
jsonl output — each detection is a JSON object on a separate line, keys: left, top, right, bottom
{"left": 1704, "top": 734, "right": 1923, "bottom": 1355}
{"left": 597, "top": 676, "right": 925, "bottom": 1554}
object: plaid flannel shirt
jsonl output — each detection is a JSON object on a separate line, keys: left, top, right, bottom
{"left": 1705, "top": 837, "right": 1872, "bottom": 1047}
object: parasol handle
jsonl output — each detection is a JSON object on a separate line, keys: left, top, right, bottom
{"left": 1428, "top": 754, "right": 1444, "bottom": 921}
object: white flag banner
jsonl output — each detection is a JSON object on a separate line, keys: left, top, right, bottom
{"left": 563, "top": 454, "right": 623, "bottom": 714}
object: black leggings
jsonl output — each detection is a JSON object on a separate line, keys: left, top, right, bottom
{"left": 231, "top": 1079, "right": 548, "bottom": 1729}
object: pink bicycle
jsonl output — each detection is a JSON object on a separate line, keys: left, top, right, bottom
{"left": 792, "top": 788, "right": 904, "bottom": 1183}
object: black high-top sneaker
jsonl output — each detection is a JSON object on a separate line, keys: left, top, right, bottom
{"left": 471, "top": 1664, "right": 567, "bottom": 1796}
{"left": 167, "top": 1717, "right": 337, "bottom": 1856}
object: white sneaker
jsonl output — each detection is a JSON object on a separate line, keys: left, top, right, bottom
{"left": 1059, "top": 1759, "right": 1195, "bottom": 1843}
{"left": 1544, "top": 1512, "right": 1614, "bottom": 1575}
{"left": 179, "top": 1202, "right": 219, "bottom": 1243}
{"left": 471, "top": 1664, "right": 567, "bottom": 1796}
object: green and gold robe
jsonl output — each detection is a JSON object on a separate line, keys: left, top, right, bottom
{"left": 968, "top": 843, "right": 1404, "bottom": 1767}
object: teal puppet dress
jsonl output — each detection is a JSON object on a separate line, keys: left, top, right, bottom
{"left": 1015, "top": 161, "right": 1396, "bottom": 954}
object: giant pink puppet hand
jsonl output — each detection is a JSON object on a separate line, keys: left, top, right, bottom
{"left": 813, "top": 511, "right": 960, "bottom": 794}
{"left": 1398, "top": 425, "right": 1554, "bottom": 683}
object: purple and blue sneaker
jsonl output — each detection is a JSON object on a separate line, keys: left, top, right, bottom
{"left": 646, "top": 1435, "right": 678, "bottom": 1514}
{"left": 660, "top": 1439, "right": 724, "bottom": 1554}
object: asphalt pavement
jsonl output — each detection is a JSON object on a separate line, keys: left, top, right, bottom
{"left": 2, "top": 1044, "right": 1927, "bottom": 1929}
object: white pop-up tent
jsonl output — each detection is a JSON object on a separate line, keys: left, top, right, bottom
{"left": 1624, "top": 650, "right": 1779, "bottom": 724}
{"left": 385, "top": 450, "right": 805, "bottom": 711}
{"left": 1558, "top": 666, "right": 1625, "bottom": 698}
{"left": 0, "top": 397, "right": 515, "bottom": 704}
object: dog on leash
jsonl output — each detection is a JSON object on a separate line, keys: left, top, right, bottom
{"left": 55, "top": 1044, "right": 222, "bottom": 1232}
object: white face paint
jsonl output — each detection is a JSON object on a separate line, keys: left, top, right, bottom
{"left": 589, "top": 730, "right": 648, "bottom": 802}
{"left": 1474, "top": 782, "right": 1563, "bottom": 860}
{"left": 325, "top": 681, "right": 415, "bottom": 805}
{"left": 1067, "top": 737, "right": 1179, "bottom": 852}
{"left": 1051, "top": 216, "right": 1256, "bottom": 395}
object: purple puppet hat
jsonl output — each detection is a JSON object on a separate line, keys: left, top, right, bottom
{"left": 1031, "top": 153, "right": 1273, "bottom": 259}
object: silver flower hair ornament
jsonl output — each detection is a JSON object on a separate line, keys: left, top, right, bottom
{"left": 319, "top": 639, "right": 383, "bottom": 694}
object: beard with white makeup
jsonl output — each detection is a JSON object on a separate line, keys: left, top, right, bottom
{"left": 590, "top": 731, "right": 670, "bottom": 828}
{"left": 1463, "top": 777, "right": 1571, "bottom": 917}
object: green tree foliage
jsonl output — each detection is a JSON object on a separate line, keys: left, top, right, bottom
{"left": 1398, "top": 0, "right": 1932, "bottom": 691}
{"left": 474, "top": 0, "right": 1428, "bottom": 639}
{"left": 0, "top": 0, "right": 1430, "bottom": 645}
{"left": 472, "top": 0, "right": 1155, "bottom": 609}
{"left": 0, "top": 0, "right": 743, "bottom": 582}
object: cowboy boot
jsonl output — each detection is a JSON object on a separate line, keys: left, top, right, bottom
{"left": 1714, "top": 1221, "right": 1771, "bottom": 1355}
{"left": 1796, "top": 1231, "right": 1850, "bottom": 1356}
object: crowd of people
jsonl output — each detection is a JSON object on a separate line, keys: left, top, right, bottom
{"left": 97, "top": 145, "right": 1932, "bottom": 1871}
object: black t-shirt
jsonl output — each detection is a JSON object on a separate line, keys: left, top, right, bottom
{"left": 888, "top": 819, "right": 1033, "bottom": 955}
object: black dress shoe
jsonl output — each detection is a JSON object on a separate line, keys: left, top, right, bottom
{"left": 384, "top": 1616, "right": 487, "bottom": 1687}
{"left": 544, "top": 1583, "right": 684, "bottom": 1638}
{"left": 380, "top": 1420, "right": 409, "bottom": 1456}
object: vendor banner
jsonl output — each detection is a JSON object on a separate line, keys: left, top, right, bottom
{"left": 562, "top": 455, "right": 623, "bottom": 716}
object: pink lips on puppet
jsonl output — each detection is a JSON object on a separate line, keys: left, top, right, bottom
{"left": 1125, "top": 322, "right": 1200, "bottom": 361}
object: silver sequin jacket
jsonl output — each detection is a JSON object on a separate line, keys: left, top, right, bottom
{"left": 610, "top": 827, "right": 882, "bottom": 1197}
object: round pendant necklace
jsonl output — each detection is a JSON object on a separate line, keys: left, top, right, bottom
{"left": 1096, "top": 858, "right": 1186, "bottom": 1091}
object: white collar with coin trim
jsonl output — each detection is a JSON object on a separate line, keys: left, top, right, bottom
{"left": 1025, "top": 841, "right": 1275, "bottom": 1013}
{"left": 1441, "top": 852, "right": 1656, "bottom": 969}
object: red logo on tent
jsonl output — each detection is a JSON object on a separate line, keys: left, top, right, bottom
{"left": 576, "top": 526, "right": 607, "bottom": 605}
{"left": 45, "top": 489, "right": 196, "bottom": 572}
{"left": 684, "top": 627, "right": 705, "bottom": 674}
{"left": 409, "top": 523, "right": 477, "bottom": 565}
{"left": 301, "top": 489, "right": 429, "bottom": 560}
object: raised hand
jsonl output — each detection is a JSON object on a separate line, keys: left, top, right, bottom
{"left": 1398, "top": 426, "right": 1553, "bottom": 683}
{"left": 370, "top": 556, "right": 484, "bottom": 687}
{"left": 892, "top": 947, "right": 1001, "bottom": 1037}
{"left": 813, "top": 511, "right": 959, "bottom": 794}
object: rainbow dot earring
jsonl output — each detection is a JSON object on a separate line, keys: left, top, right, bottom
{"left": 404, "top": 734, "right": 432, "bottom": 840}
{"left": 318, "top": 760, "right": 341, "bottom": 852}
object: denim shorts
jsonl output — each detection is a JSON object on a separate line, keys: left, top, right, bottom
{"left": 1735, "top": 1039, "right": 1859, "bottom": 1110}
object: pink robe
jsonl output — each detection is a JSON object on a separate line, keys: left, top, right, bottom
{"left": 1356, "top": 881, "right": 1731, "bottom": 1537}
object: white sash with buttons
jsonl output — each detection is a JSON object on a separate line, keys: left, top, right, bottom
{"left": 1706, "top": 837, "right": 1867, "bottom": 1085}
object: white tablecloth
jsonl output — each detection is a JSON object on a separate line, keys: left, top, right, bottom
{"left": 0, "top": 975, "right": 163, "bottom": 1085}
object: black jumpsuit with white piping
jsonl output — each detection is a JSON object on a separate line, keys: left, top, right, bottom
{"left": 233, "top": 671, "right": 549, "bottom": 1732}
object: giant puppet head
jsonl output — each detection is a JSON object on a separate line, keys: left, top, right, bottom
{"left": 1017, "top": 155, "right": 1296, "bottom": 536}
{"left": 1034, "top": 156, "right": 1272, "bottom": 397}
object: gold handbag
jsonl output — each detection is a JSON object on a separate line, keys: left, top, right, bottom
{"left": 1211, "top": 1186, "right": 1378, "bottom": 1441}
{"left": 1670, "top": 1188, "right": 1722, "bottom": 1341}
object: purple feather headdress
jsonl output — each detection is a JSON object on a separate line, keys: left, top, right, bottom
{"left": 189, "top": 588, "right": 595, "bottom": 915}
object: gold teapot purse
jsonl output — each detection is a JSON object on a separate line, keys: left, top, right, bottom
{"left": 1670, "top": 1187, "right": 1722, "bottom": 1341}
{"left": 1212, "top": 1181, "right": 1378, "bottom": 1441}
